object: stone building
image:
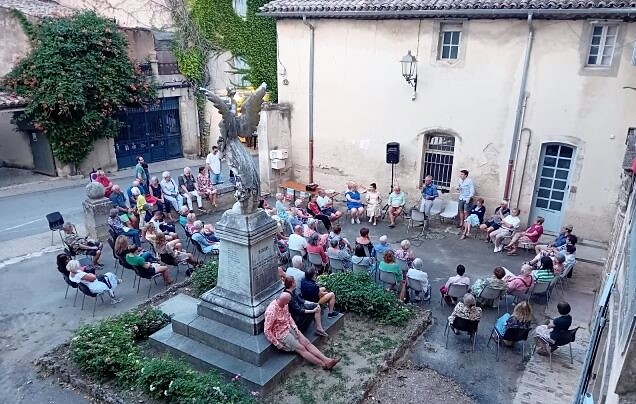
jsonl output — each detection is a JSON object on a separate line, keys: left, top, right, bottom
{"left": 261, "top": 0, "right": 636, "bottom": 242}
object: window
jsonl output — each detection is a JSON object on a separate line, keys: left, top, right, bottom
{"left": 422, "top": 134, "right": 455, "bottom": 190}
{"left": 587, "top": 24, "right": 618, "bottom": 67}
{"left": 233, "top": 0, "right": 247, "bottom": 18}
{"left": 438, "top": 23, "right": 462, "bottom": 60}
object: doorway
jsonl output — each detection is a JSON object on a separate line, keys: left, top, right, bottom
{"left": 530, "top": 143, "right": 576, "bottom": 234}
{"left": 29, "top": 131, "right": 57, "bottom": 176}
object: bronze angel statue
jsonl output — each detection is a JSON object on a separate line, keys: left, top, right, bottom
{"left": 200, "top": 83, "right": 267, "bottom": 214}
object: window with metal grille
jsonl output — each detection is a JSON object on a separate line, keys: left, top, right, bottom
{"left": 587, "top": 24, "right": 618, "bottom": 67}
{"left": 423, "top": 134, "right": 455, "bottom": 190}
{"left": 438, "top": 23, "right": 462, "bottom": 60}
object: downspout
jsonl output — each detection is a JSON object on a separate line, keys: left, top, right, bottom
{"left": 504, "top": 12, "right": 534, "bottom": 201}
{"left": 508, "top": 92, "right": 529, "bottom": 204}
{"left": 303, "top": 16, "right": 315, "bottom": 183}
{"left": 514, "top": 127, "right": 532, "bottom": 207}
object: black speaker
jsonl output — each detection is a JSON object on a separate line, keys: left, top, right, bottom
{"left": 386, "top": 142, "right": 400, "bottom": 164}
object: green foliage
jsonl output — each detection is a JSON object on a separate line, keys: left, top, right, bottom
{"left": 3, "top": 11, "right": 155, "bottom": 167}
{"left": 318, "top": 272, "right": 413, "bottom": 325}
{"left": 190, "top": 0, "right": 278, "bottom": 100}
{"left": 114, "top": 307, "right": 171, "bottom": 340}
{"left": 139, "top": 356, "right": 254, "bottom": 404}
{"left": 173, "top": 46, "right": 206, "bottom": 83}
{"left": 191, "top": 260, "right": 219, "bottom": 295}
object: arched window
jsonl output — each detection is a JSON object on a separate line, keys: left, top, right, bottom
{"left": 422, "top": 134, "right": 455, "bottom": 190}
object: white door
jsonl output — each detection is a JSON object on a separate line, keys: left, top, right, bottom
{"left": 530, "top": 143, "right": 575, "bottom": 235}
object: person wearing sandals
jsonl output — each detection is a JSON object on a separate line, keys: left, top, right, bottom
{"left": 345, "top": 182, "right": 365, "bottom": 224}
{"left": 365, "top": 183, "right": 382, "bottom": 226}
{"left": 460, "top": 198, "right": 486, "bottom": 239}
{"left": 264, "top": 290, "right": 340, "bottom": 370}
{"left": 535, "top": 301, "right": 572, "bottom": 355}
{"left": 67, "top": 259, "right": 123, "bottom": 304}
{"left": 479, "top": 200, "right": 510, "bottom": 241}
{"left": 448, "top": 293, "right": 481, "bottom": 334}
{"left": 283, "top": 276, "right": 329, "bottom": 337}
{"left": 504, "top": 216, "right": 544, "bottom": 256}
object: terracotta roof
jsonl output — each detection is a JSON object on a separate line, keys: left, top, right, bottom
{"left": 0, "top": 92, "right": 28, "bottom": 110}
{"left": 260, "top": 0, "right": 636, "bottom": 17}
{"left": 0, "top": 0, "right": 71, "bottom": 18}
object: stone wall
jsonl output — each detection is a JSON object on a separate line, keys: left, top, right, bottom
{"left": 257, "top": 104, "right": 293, "bottom": 195}
{"left": 0, "top": 111, "right": 33, "bottom": 169}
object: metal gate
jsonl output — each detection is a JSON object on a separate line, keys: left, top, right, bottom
{"left": 115, "top": 97, "right": 183, "bottom": 169}
{"left": 29, "top": 131, "right": 57, "bottom": 176}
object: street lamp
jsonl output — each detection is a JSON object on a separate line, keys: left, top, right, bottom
{"left": 400, "top": 50, "right": 418, "bottom": 92}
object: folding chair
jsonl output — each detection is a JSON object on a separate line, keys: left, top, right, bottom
{"left": 46, "top": 212, "right": 65, "bottom": 245}
{"left": 179, "top": 222, "right": 192, "bottom": 251}
{"left": 529, "top": 281, "right": 552, "bottom": 304}
{"left": 506, "top": 287, "right": 532, "bottom": 312}
{"left": 77, "top": 283, "right": 106, "bottom": 317}
{"left": 191, "top": 238, "right": 217, "bottom": 263}
{"left": 288, "top": 248, "right": 305, "bottom": 263}
{"left": 440, "top": 200, "right": 459, "bottom": 223}
{"left": 445, "top": 317, "right": 479, "bottom": 351}
{"left": 62, "top": 274, "right": 80, "bottom": 306}
{"left": 118, "top": 256, "right": 137, "bottom": 283}
{"left": 478, "top": 286, "right": 506, "bottom": 314}
{"left": 328, "top": 257, "right": 347, "bottom": 273}
{"left": 107, "top": 238, "right": 120, "bottom": 274}
{"left": 407, "top": 208, "right": 426, "bottom": 236}
{"left": 533, "top": 327, "right": 580, "bottom": 369}
{"left": 352, "top": 262, "right": 371, "bottom": 273}
{"left": 487, "top": 326, "right": 530, "bottom": 361}
{"left": 406, "top": 277, "right": 432, "bottom": 304}
{"left": 556, "top": 264, "right": 574, "bottom": 294}
{"left": 307, "top": 252, "right": 327, "bottom": 273}
{"left": 441, "top": 283, "right": 469, "bottom": 306}
{"left": 133, "top": 264, "right": 164, "bottom": 298}
{"left": 379, "top": 270, "right": 398, "bottom": 289}
{"left": 428, "top": 198, "right": 445, "bottom": 219}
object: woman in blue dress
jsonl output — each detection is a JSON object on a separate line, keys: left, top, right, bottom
{"left": 460, "top": 198, "right": 486, "bottom": 239}
{"left": 345, "top": 182, "right": 364, "bottom": 224}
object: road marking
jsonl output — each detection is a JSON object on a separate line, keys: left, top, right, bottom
{"left": 0, "top": 218, "right": 45, "bottom": 232}
{"left": 0, "top": 245, "right": 63, "bottom": 270}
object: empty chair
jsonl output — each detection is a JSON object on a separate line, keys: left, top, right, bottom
{"left": 62, "top": 274, "right": 80, "bottom": 306}
{"left": 440, "top": 283, "right": 470, "bottom": 306}
{"left": 428, "top": 198, "right": 445, "bottom": 218}
{"left": 534, "top": 327, "right": 580, "bottom": 369}
{"left": 407, "top": 277, "right": 431, "bottom": 304}
{"left": 445, "top": 317, "right": 479, "bottom": 351}
{"left": 328, "top": 257, "right": 347, "bottom": 273}
{"left": 407, "top": 208, "right": 426, "bottom": 235}
{"left": 488, "top": 326, "right": 530, "bottom": 361}
{"left": 478, "top": 286, "right": 506, "bottom": 314}
{"left": 440, "top": 200, "right": 459, "bottom": 222}
{"left": 77, "top": 283, "right": 106, "bottom": 317}
{"left": 556, "top": 263, "right": 575, "bottom": 294}
{"left": 46, "top": 212, "right": 65, "bottom": 245}
{"left": 506, "top": 287, "right": 532, "bottom": 312}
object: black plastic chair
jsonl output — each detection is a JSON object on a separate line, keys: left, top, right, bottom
{"left": 118, "top": 256, "right": 136, "bottom": 283}
{"left": 191, "top": 238, "right": 217, "bottom": 262}
{"left": 445, "top": 317, "right": 480, "bottom": 351}
{"left": 77, "top": 283, "right": 105, "bottom": 317}
{"left": 534, "top": 327, "right": 580, "bottom": 369}
{"left": 159, "top": 253, "right": 190, "bottom": 281}
{"left": 107, "top": 238, "right": 120, "bottom": 274}
{"left": 133, "top": 264, "right": 163, "bottom": 298}
{"left": 487, "top": 326, "right": 531, "bottom": 361}
{"left": 179, "top": 222, "right": 192, "bottom": 251}
{"left": 62, "top": 274, "right": 80, "bottom": 306}
{"left": 46, "top": 212, "right": 65, "bottom": 245}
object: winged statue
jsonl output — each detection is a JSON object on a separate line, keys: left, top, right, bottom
{"left": 200, "top": 83, "right": 267, "bottom": 215}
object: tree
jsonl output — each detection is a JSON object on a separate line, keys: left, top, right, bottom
{"left": 3, "top": 11, "right": 156, "bottom": 170}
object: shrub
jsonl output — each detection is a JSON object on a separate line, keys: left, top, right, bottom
{"left": 116, "top": 307, "right": 170, "bottom": 340}
{"left": 139, "top": 355, "right": 254, "bottom": 404}
{"left": 318, "top": 272, "right": 412, "bottom": 325}
{"left": 192, "top": 260, "right": 219, "bottom": 295}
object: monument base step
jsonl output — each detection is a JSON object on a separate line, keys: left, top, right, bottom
{"left": 150, "top": 293, "right": 344, "bottom": 391}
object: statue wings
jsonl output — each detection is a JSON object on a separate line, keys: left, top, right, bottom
{"left": 239, "top": 82, "right": 267, "bottom": 138}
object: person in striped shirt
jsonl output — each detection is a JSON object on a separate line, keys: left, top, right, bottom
{"left": 532, "top": 256, "right": 555, "bottom": 283}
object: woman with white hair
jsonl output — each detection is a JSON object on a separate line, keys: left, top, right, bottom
{"left": 130, "top": 186, "right": 150, "bottom": 227}
{"left": 406, "top": 258, "right": 429, "bottom": 301}
{"left": 448, "top": 293, "right": 482, "bottom": 333}
{"left": 506, "top": 264, "right": 535, "bottom": 293}
{"left": 67, "top": 260, "right": 123, "bottom": 304}
{"left": 160, "top": 171, "right": 183, "bottom": 213}
{"left": 394, "top": 239, "right": 415, "bottom": 266}
{"left": 190, "top": 220, "right": 220, "bottom": 254}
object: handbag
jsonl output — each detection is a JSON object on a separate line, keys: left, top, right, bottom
{"left": 495, "top": 313, "right": 511, "bottom": 335}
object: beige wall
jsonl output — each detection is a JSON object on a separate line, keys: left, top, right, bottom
{"left": 0, "top": 9, "right": 30, "bottom": 76}
{"left": 56, "top": 0, "right": 172, "bottom": 30}
{"left": 276, "top": 18, "right": 636, "bottom": 242}
{"left": 0, "top": 112, "right": 33, "bottom": 169}
{"left": 257, "top": 104, "right": 293, "bottom": 195}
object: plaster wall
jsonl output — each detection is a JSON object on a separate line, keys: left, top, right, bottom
{"left": 0, "top": 112, "right": 33, "bottom": 169}
{"left": 276, "top": 18, "right": 636, "bottom": 242}
{"left": 257, "top": 104, "right": 293, "bottom": 195}
{"left": 0, "top": 9, "right": 30, "bottom": 76}
{"left": 56, "top": 0, "right": 172, "bottom": 30}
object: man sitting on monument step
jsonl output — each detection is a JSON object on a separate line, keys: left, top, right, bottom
{"left": 264, "top": 290, "right": 340, "bottom": 370}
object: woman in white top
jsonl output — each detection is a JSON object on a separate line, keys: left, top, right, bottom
{"left": 67, "top": 260, "right": 122, "bottom": 304}
{"left": 365, "top": 182, "right": 382, "bottom": 226}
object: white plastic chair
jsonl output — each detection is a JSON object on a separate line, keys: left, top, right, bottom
{"left": 441, "top": 283, "right": 469, "bottom": 306}
{"left": 478, "top": 286, "right": 506, "bottom": 314}
{"left": 307, "top": 252, "right": 326, "bottom": 272}
{"left": 440, "top": 200, "right": 459, "bottom": 222}
{"left": 407, "top": 277, "right": 431, "bottom": 304}
{"left": 407, "top": 208, "right": 426, "bottom": 234}
{"left": 329, "top": 257, "right": 347, "bottom": 273}
{"left": 429, "top": 198, "right": 445, "bottom": 218}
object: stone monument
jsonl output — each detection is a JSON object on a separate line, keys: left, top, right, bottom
{"left": 82, "top": 182, "right": 111, "bottom": 241}
{"left": 150, "top": 84, "right": 343, "bottom": 391}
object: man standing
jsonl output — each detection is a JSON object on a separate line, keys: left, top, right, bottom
{"left": 419, "top": 175, "right": 439, "bottom": 219}
{"left": 456, "top": 169, "right": 475, "bottom": 227}
{"left": 206, "top": 145, "right": 223, "bottom": 185}
{"left": 387, "top": 185, "right": 406, "bottom": 228}
{"left": 178, "top": 167, "right": 205, "bottom": 213}
{"left": 160, "top": 171, "right": 183, "bottom": 213}
{"left": 135, "top": 156, "right": 148, "bottom": 189}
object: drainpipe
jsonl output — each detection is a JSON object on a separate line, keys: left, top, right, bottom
{"left": 504, "top": 13, "right": 534, "bottom": 201}
{"left": 514, "top": 127, "right": 532, "bottom": 207}
{"left": 303, "top": 16, "right": 315, "bottom": 183}
{"left": 508, "top": 92, "right": 529, "bottom": 203}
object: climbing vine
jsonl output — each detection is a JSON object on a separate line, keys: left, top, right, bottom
{"left": 190, "top": 0, "right": 278, "bottom": 101}
{"left": 3, "top": 11, "right": 155, "bottom": 170}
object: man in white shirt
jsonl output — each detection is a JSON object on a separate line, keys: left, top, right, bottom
{"left": 406, "top": 258, "right": 429, "bottom": 301}
{"left": 288, "top": 225, "right": 308, "bottom": 256}
{"left": 160, "top": 171, "right": 183, "bottom": 213}
{"left": 456, "top": 169, "right": 475, "bottom": 227}
{"left": 206, "top": 145, "right": 223, "bottom": 185}
{"left": 489, "top": 208, "right": 521, "bottom": 253}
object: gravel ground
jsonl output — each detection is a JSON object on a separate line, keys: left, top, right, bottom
{"left": 363, "top": 361, "right": 475, "bottom": 404}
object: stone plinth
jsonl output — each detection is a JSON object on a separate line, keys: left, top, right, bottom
{"left": 199, "top": 209, "right": 282, "bottom": 334}
{"left": 82, "top": 197, "right": 111, "bottom": 241}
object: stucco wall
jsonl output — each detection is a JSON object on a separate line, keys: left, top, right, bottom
{"left": 56, "top": 0, "right": 172, "bottom": 30}
{"left": 0, "top": 9, "right": 30, "bottom": 76}
{"left": 276, "top": 18, "right": 636, "bottom": 242}
{"left": 0, "top": 112, "right": 33, "bottom": 169}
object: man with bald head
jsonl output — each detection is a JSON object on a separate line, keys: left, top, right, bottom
{"left": 109, "top": 184, "right": 139, "bottom": 228}
{"left": 264, "top": 290, "right": 340, "bottom": 369}
{"left": 178, "top": 166, "right": 205, "bottom": 213}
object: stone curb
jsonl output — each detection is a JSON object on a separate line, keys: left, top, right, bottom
{"left": 356, "top": 309, "right": 433, "bottom": 404}
{"left": 33, "top": 278, "right": 193, "bottom": 404}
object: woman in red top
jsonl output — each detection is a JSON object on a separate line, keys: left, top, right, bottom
{"left": 306, "top": 233, "right": 328, "bottom": 266}
{"left": 307, "top": 194, "right": 332, "bottom": 231}
{"left": 504, "top": 216, "right": 545, "bottom": 256}
{"left": 94, "top": 169, "right": 113, "bottom": 197}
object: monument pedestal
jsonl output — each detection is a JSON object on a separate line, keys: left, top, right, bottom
{"left": 150, "top": 209, "right": 344, "bottom": 391}
{"left": 83, "top": 196, "right": 111, "bottom": 241}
